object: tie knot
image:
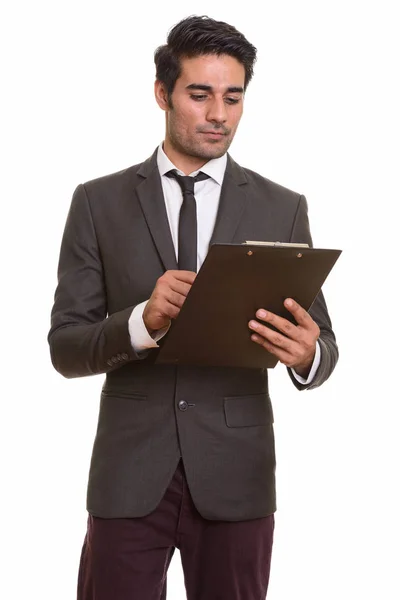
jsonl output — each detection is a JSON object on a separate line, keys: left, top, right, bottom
{"left": 166, "top": 170, "right": 210, "bottom": 195}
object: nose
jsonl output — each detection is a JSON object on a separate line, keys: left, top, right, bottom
{"left": 206, "top": 96, "right": 227, "bottom": 124}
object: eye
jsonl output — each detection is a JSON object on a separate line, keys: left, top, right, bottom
{"left": 225, "top": 97, "right": 240, "bottom": 105}
{"left": 190, "top": 94, "right": 208, "bottom": 101}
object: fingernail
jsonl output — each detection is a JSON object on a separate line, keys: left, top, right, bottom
{"left": 249, "top": 321, "right": 258, "bottom": 329}
{"left": 257, "top": 310, "right": 267, "bottom": 318}
{"left": 285, "top": 299, "right": 293, "bottom": 308}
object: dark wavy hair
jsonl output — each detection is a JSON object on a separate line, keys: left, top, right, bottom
{"left": 154, "top": 15, "right": 257, "bottom": 99}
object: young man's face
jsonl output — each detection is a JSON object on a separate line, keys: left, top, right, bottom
{"left": 155, "top": 54, "right": 245, "bottom": 172}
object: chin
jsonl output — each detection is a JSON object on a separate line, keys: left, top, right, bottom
{"left": 196, "top": 141, "right": 231, "bottom": 159}
{"left": 198, "top": 149, "right": 226, "bottom": 160}
{"left": 171, "top": 135, "right": 231, "bottom": 161}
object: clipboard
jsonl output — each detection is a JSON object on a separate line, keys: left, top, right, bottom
{"left": 156, "top": 243, "right": 341, "bottom": 369}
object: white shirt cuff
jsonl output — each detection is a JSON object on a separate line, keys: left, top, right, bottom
{"left": 128, "top": 300, "right": 170, "bottom": 353}
{"left": 291, "top": 340, "right": 321, "bottom": 385}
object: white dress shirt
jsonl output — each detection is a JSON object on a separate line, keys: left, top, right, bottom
{"left": 128, "top": 143, "right": 321, "bottom": 385}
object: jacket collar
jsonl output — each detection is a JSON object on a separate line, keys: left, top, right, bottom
{"left": 135, "top": 148, "right": 248, "bottom": 271}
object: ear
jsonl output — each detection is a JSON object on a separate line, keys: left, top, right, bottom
{"left": 154, "top": 80, "right": 170, "bottom": 111}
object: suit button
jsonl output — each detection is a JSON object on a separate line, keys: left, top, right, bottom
{"left": 111, "top": 356, "right": 118, "bottom": 364}
{"left": 117, "top": 354, "right": 122, "bottom": 360}
{"left": 122, "top": 353, "right": 129, "bottom": 360}
{"left": 178, "top": 401, "right": 188, "bottom": 411}
{"left": 106, "top": 359, "right": 113, "bottom": 366}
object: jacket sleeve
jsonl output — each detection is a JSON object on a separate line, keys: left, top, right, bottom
{"left": 287, "top": 194, "right": 339, "bottom": 390}
{"left": 48, "top": 183, "right": 150, "bottom": 379}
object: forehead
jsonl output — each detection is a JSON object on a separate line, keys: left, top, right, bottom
{"left": 177, "top": 54, "right": 245, "bottom": 89}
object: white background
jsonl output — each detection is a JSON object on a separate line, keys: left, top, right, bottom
{"left": 2, "top": 1, "right": 399, "bottom": 598}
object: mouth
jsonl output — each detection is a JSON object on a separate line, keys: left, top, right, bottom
{"left": 200, "top": 131, "right": 226, "bottom": 139}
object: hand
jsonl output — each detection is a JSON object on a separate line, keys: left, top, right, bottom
{"left": 143, "top": 270, "right": 196, "bottom": 334}
{"left": 248, "top": 298, "right": 320, "bottom": 377}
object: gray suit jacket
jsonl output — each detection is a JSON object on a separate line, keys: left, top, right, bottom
{"left": 48, "top": 149, "right": 338, "bottom": 521}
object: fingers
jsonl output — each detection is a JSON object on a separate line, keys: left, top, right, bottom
{"left": 144, "top": 270, "right": 196, "bottom": 331}
{"left": 248, "top": 299, "right": 320, "bottom": 369}
{"left": 248, "top": 318, "right": 295, "bottom": 353}
{"left": 250, "top": 333, "right": 294, "bottom": 366}
{"left": 158, "top": 270, "right": 195, "bottom": 296}
{"left": 149, "top": 270, "right": 195, "bottom": 319}
{"left": 283, "top": 298, "right": 320, "bottom": 339}
{"left": 283, "top": 298, "right": 313, "bottom": 327}
{"left": 169, "top": 278, "right": 193, "bottom": 298}
{"left": 150, "top": 286, "right": 186, "bottom": 315}
{"left": 163, "top": 288, "right": 187, "bottom": 309}
{"left": 252, "top": 308, "right": 301, "bottom": 341}
{"left": 251, "top": 299, "right": 320, "bottom": 339}
{"left": 167, "top": 270, "right": 197, "bottom": 284}
{"left": 155, "top": 271, "right": 195, "bottom": 306}
{"left": 162, "top": 300, "right": 181, "bottom": 320}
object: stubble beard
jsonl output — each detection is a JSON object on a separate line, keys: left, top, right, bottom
{"left": 168, "top": 113, "right": 235, "bottom": 161}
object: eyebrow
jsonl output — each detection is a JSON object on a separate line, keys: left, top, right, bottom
{"left": 186, "top": 84, "right": 244, "bottom": 93}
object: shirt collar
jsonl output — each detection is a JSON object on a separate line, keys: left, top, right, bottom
{"left": 157, "top": 142, "right": 227, "bottom": 186}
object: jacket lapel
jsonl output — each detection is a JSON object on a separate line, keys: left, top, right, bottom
{"left": 209, "top": 154, "right": 248, "bottom": 246}
{"left": 136, "top": 150, "right": 178, "bottom": 271}
{"left": 135, "top": 150, "right": 248, "bottom": 269}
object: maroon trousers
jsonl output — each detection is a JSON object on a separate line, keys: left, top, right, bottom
{"left": 77, "top": 459, "right": 275, "bottom": 600}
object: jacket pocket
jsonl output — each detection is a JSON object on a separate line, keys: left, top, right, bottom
{"left": 101, "top": 390, "right": 147, "bottom": 401}
{"left": 224, "top": 393, "right": 274, "bottom": 428}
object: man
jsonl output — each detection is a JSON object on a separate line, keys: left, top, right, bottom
{"left": 49, "top": 15, "right": 338, "bottom": 600}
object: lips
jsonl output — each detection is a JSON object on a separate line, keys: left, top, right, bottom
{"left": 201, "top": 131, "right": 226, "bottom": 137}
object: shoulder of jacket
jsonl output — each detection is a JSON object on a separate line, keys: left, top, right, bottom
{"left": 82, "top": 161, "right": 143, "bottom": 192}
{"left": 240, "top": 165, "right": 302, "bottom": 202}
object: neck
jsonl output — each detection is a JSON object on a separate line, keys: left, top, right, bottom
{"left": 162, "top": 139, "right": 208, "bottom": 175}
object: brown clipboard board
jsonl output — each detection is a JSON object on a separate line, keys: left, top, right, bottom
{"left": 156, "top": 243, "right": 341, "bottom": 369}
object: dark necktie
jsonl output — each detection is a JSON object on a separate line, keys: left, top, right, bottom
{"left": 165, "top": 170, "right": 210, "bottom": 272}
